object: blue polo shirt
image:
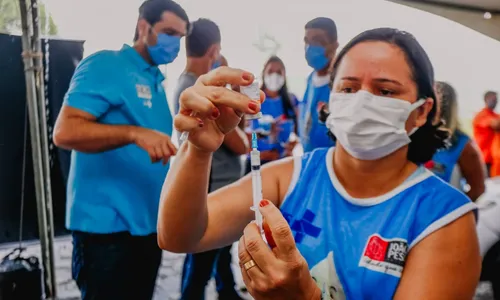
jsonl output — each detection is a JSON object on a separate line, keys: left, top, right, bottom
{"left": 64, "top": 45, "right": 173, "bottom": 236}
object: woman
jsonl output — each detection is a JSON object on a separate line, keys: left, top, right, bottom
{"left": 245, "top": 56, "right": 298, "bottom": 173}
{"left": 159, "top": 28, "right": 480, "bottom": 299}
{"left": 424, "top": 81, "right": 485, "bottom": 201}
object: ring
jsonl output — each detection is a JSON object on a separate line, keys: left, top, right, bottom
{"left": 243, "top": 259, "right": 257, "bottom": 271}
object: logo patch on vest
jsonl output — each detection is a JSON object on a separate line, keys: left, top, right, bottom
{"left": 358, "top": 234, "right": 408, "bottom": 277}
{"left": 424, "top": 160, "right": 445, "bottom": 176}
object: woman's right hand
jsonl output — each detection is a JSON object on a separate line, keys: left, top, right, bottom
{"left": 176, "top": 67, "right": 264, "bottom": 153}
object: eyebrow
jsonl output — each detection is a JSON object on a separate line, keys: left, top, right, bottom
{"left": 340, "top": 76, "right": 403, "bottom": 86}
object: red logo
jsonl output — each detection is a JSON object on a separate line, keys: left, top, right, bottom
{"left": 359, "top": 234, "right": 408, "bottom": 277}
{"left": 364, "top": 235, "right": 389, "bottom": 261}
{"left": 424, "top": 160, "right": 435, "bottom": 169}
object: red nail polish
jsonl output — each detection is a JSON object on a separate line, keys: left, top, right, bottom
{"left": 259, "top": 200, "right": 269, "bottom": 207}
{"left": 263, "top": 222, "right": 276, "bottom": 248}
{"left": 212, "top": 107, "right": 220, "bottom": 119}
{"left": 242, "top": 73, "right": 252, "bottom": 81}
{"left": 248, "top": 101, "right": 257, "bottom": 111}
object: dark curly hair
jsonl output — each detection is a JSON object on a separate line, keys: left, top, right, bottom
{"left": 320, "top": 28, "right": 449, "bottom": 164}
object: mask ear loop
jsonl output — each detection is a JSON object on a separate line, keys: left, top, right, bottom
{"left": 408, "top": 99, "right": 428, "bottom": 136}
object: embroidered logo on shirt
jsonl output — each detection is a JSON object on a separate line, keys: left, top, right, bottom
{"left": 283, "top": 209, "right": 321, "bottom": 243}
{"left": 358, "top": 234, "right": 408, "bottom": 277}
{"left": 136, "top": 84, "right": 153, "bottom": 108}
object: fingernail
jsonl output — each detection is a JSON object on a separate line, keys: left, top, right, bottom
{"left": 212, "top": 107, "right": 220, "bottom": 119}
{"left": 248, "top": 101, "right": 258, "bottom": 112}
{"left": 259, "top": 200, "right": 269, "bottom": 207}
{"left": 242, "top": 73, "right": 252, "bottom": 81}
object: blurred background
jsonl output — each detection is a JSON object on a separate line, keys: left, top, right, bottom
{"left": 2, "top": 0, "right": 495, "bottom": 133}
{"left": 0, "top": 0, "right": 499, "bottom": 298}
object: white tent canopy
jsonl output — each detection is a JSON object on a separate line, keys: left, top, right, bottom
{"left": 387, "top": 0, "right": 500, "bottom": 41}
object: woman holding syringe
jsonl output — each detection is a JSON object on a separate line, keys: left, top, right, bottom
{"left": 159, "top": 28, "right": 480, "bottom": 300}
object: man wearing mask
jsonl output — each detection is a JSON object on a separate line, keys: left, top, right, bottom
{"left": 299, "top": 17, "right": 338, "bottom": 152}
{"left": 53, "top": 1, "right": 189, "bottom": 299}
{"left": 172, "top": 19, "right": 248, "bottom": 300}
{"left": 473, "top": 91, "right": 499, "bottom": 175}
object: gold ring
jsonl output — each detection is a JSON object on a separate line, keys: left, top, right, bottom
{"left": 243, "top": 259, "right": 257, "bottom": 271}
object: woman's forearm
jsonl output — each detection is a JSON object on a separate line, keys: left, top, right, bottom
{"left": 157, "top": 142, "right": 212, "bottom": 252}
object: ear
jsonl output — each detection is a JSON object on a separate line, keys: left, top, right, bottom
{"left": 327, "top": 41, "right": 339, "bottom": 59}
{"left": 207, "top": 44, "right": 219, "bottom": 59}
{"left": 137, "top": 19, "right": 150, "bottom": 42}
{"left": 415, "top": 97, "right": 434, "bottom": 127}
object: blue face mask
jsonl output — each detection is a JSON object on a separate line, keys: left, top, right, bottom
{"left": 305, "top": 44, "right": 330, "bottom": 71}
{"left": 211, "top": 59, "right": 221, "bottom": 70}
{"left": 147, "top": 32, "right": 181, "bottom": 65}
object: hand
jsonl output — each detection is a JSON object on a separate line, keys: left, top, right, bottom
{"left": 270, "top": 122, "right": 280, "bottom": 140}
{"left": 238, "top": 200, "right": 321, "bottom": 300}
{"left": 175, "top": 67, "right": 265, "bottom": 153}
{"left": 131, "top": 128, "right": 177, "bottom": 164}
{"left": 283, "top": 140, "right": 298, "bottom": 157}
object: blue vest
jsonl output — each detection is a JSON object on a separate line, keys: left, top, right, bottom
{"left": 281, "top": 148, "right": 475, "bottom": 299}
{"left": 64, "top": 45, "right": 173, "bottom": 235}
{"left": 427, "top": 131, "right": 470, "bottom": 182}
{"left": 298, "top": 73, "right": 334, "bottom": 152}
{"left": 250, "top": 95, "right": 295, "bottom": 155}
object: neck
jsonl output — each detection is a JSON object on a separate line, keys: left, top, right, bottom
{"left": 185, "top": 57, "right": 210, "bottom": 77}
{"left": 265, "top": 89, "right": 279, "bottom": 98}
{"left": 332, "top": 145, "right": 417, "bottom": 199}
{"left": 133, "top": 43, "right": 154, "bottom": 65}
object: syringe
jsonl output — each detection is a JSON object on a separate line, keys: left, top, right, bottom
{"left": 250, "top": 132, "right": 263, "bottom": 232}
{"left": 240, "top": 79, "right": 263, "bottom": 232}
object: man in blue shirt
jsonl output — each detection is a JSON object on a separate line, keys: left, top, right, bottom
{"left": 299, "top": 17, "right": 338, "bottom": 152}
{"left": 53, "top": 1, "right": 189, "bottom": 299}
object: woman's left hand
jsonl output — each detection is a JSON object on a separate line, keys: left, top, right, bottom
{"left": 238, "top": 200, "right": 321, "bottom": 300}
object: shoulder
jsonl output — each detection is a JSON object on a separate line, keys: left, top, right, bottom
{"left": 173, "top": 73, "right": 197, "bottom": 103}
{"left": 73, "top": 50, "right": 122, "bottom": 82}
{"left": 77, "top": 50, "right": 121, "bottom": 71}
{"left": 177, "top": 73, "right": 197, "bottom": 90}
{"left": 409, "top": 173, "right": 476, "bottom": 249}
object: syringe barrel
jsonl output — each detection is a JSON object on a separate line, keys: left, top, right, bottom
{"left": 250, "top": 149, "right": 261, "bottom": 167}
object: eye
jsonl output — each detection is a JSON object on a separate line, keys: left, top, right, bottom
{"left": 380, "top": 89, "right": 394, "bottom": 96}
{"left": 341, "top": 87, "right": 354, "bottom": 93}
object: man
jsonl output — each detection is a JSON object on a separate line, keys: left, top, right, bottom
{"left": 473, "top": 91, "right": 499, "bottom": 175}
{"left": 52, "top": 1, "right": 189, "bottom": 299}
{"left": 299, "top": 17, "right": 338, "bottom": 152}
{"left": 172, "top": 19, "right": 247, "bottom": 300}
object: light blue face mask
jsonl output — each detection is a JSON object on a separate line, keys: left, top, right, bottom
{"left": 305, "top": 44, "right": 330, "bottom": 71}
{"left": 147, "top": 32, "right": 181, "bottom": 65}
{"left": 211, "top": 59, "right": 221, "bottom": 70}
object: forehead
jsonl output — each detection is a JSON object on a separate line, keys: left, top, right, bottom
{"left": 305, "top": 28, "right": 330, "bottom": 43}
{"left": 265, "top": 61, "right": 284, "bottom": 72}
{"left": 156, "top": 11, "right": 187, "bottom": 36}
{"left": 336, "top": 41, "right": 413, "bottom": 85}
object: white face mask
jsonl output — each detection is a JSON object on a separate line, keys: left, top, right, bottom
{"left": 326, "top": 90, "right": 426, "bottom": 160}
{"left": 264, "top": 73, "right": 285, "bottom": 92}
